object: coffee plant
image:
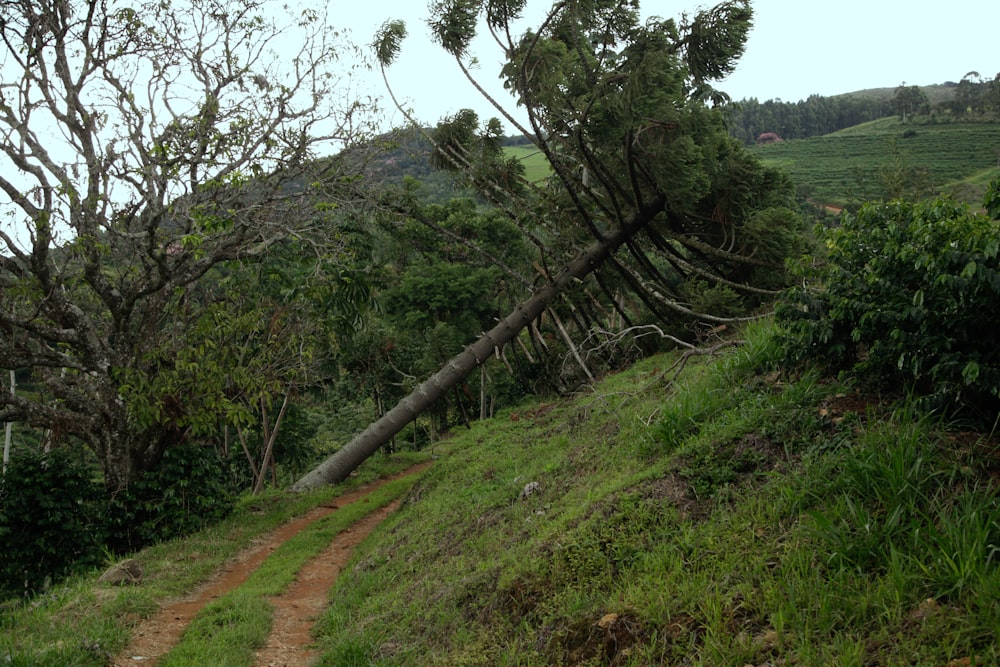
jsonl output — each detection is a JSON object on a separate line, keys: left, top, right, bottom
{"left": 778, "top": 180, "right": 1000, "bottom": 422}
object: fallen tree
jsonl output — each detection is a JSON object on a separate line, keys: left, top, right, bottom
{"left": 291, "top": 195, "right": 664, "bottom": 489}
{"left": 292, "top": 0, "right": 805, "bottom": 489}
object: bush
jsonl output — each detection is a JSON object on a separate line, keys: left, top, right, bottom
{"left": 0, "top": 448, "right": 105, "bottom": 598}
{"left": 104, "top": 442, "right": 236, "bottom": 552}
{"left": 778, "top": 183, "right": 1000, "bottom": 422}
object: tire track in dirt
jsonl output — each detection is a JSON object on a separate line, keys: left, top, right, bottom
{"left": 253, "top": 498, "right": 402, "bottom": 667}
{"left": 113, "top": 462, "right": 430, "bottom": 666}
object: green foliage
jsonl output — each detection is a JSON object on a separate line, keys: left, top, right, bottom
{"left": 0, "top": 448, "right": 104, "bottom": 598}
{"left": 374, "top": 20, "right": 407, "bottom": 66}
{"left": 429, "top": 0, "right": 480, "bottom": 57}
{"left": 384, "top": 263, "right": 499, "bottom": 339}
{"left": 682, "top": 278, "right": 742, "bottom": 317}
{"left": 893, "top": 84, "right": 929, "bottom": 120}
{"left": 430, "top": 110, "right": 526, "bottom": 193}
{"left": 104, "top": 444, "right": 236, "bottom": 553}
{"left": 262, "top": 403, "right": 319, "bottom": 476}
{"left": 985, "top": 177, "right": 1000, "bottom": 218}
{"left": 804, "top": 411, "right": 1000, "bottom": 611}
{"left": 779, "top": 186, "right": 1000, "bottom": 422}
{"left": 682, "top": 0, "right": 752, "bottom": 98}
{"left": 324, "top": 194, "right": 538, "bottom": 440}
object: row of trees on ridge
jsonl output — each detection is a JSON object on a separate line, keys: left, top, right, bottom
{"left": 726, "top": 71, "right": 1000, "bottom": 145}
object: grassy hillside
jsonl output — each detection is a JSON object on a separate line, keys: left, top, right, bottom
{"left": 835, "top": 83, "right": 958, "bottom": 108}
{"left": 313, "top": 320, "right": 1000, "bottom": 665}
{"left": 751, "top": 118, "right": 1000, "bottom": 206}
{"left": 505, "top": 144, "right": 554, "bottom": 182}
{"left": 4, "top": 321, "right": 998, "bottom": 666}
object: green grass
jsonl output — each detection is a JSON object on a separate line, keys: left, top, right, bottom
{"left": 0, "top": 451, "right": 427, "bottom": 666}
{"left": 311, "top": 319, "right": 1000, "bottom": 665}
{"left": 159, "top": 471, "right": 423, "bottom": 667}
{"left": 5, "top": 320, "right": 1000, "bottom": 666}
{"left": 504, "top": 144, "right": 553, "bottom": 182}
{"left": 751, "top": 118, "right": 1000, "bottom": 206}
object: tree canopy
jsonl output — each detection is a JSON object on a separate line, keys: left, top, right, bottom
{"left": 292, "top": 0, "right": 806, "bottom": 489}
{"left": 0, "top": 0, "right": 375, "bottom": 490}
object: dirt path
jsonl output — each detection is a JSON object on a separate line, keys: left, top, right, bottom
{"left": 253, "top": 499, "right": 401, "bottom": 667}
{"left": 113, "top": 463, "right": 429, "bottom": 667}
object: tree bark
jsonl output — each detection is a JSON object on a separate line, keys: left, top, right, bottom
{"left": 253, "top": 393, "right": 290, "bottom": 495}
{"left": 3, "top": 370, "right": 13, "bottom": 474}
{"left": 289, "top": 194, "right": 666, "bottom": 491}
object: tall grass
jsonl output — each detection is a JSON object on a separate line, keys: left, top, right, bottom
{"left": 313, "top": 320, "right": 1000, "bottom": 665}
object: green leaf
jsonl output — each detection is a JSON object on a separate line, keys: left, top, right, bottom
{"left": 961, "top": 361, "right": 981, "bottom": 385}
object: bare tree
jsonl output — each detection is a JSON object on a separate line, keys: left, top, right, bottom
{"left": 0, "top": 0, "right": 375, "bottom": 489}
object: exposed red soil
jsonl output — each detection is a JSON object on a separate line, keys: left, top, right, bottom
{"left": 253, "top": 498, "right": 401, "bottom": 667}
{"left": 113, "top": 463, "right": 430, "bottom": 666}
{"left": 807, "top": 198, "right": 844, "bottom": 216}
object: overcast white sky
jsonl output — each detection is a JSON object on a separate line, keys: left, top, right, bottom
{"left": 330, "top": 0, "right": 998, "bottom": 130}
{"left": 1, "top": 1, "right": 995, "bottom": 252}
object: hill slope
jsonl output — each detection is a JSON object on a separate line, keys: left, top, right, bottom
{"left": 3, "top": 321, "right": 998, "bottom": 666}
{"left": 751, "top": 118, "right": 1000, "bottom": 206}
{"left": 313, "top": 320, "right": 1000, "bottom": 665}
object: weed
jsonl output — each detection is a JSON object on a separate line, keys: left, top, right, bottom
{"left": 917, "top": 489, "right": 1000, "bottom": 601}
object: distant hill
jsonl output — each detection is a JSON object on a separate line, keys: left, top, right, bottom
{"left": 725, "top": 79, "right": 994, "bottom": 146}
{"left": 357, "top": 127, "right": 476, "bottom": 204}
{"left": 356, "top": 89, "right": 999, "bottom": 210}
{"left": 833, "top": 82, "right": 958, "bottom": 107}
{"left": 750, "top": 117, "right": 1000, "bottom": 207}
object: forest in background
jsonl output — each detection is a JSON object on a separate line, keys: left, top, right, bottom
{"left": 725, "top": 73, "right": 1000, "bottom": 144}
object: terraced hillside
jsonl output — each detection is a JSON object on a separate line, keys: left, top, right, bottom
{"left": 751, "top": 119, "right": 1000, "bottom": 206}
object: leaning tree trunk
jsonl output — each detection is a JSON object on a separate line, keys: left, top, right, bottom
{"left": 289, "top": 195, "right": 666, "bottom": 491}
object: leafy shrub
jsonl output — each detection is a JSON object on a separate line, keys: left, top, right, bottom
{"left": 778, "top": 183, "right": 1000, "bottom": 422}
{"left": 0, "top": 448, "right": 105, "bottom": 598}
{"left": 104, "top": 442, "right": 236, "bottom": 552}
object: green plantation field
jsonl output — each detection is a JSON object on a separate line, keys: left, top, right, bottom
{"left": 504, "top": 120, "right": 1000, "bottom": 205}
{"left": 505, "top": 144, "right": 553, "bottom": 182}
{"left": 751, "top": 119, "right": 1000, "bottom": 206}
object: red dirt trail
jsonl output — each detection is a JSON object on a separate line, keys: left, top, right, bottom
{"left": 113, "top": 462, "right": 430, "bottom": 667}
